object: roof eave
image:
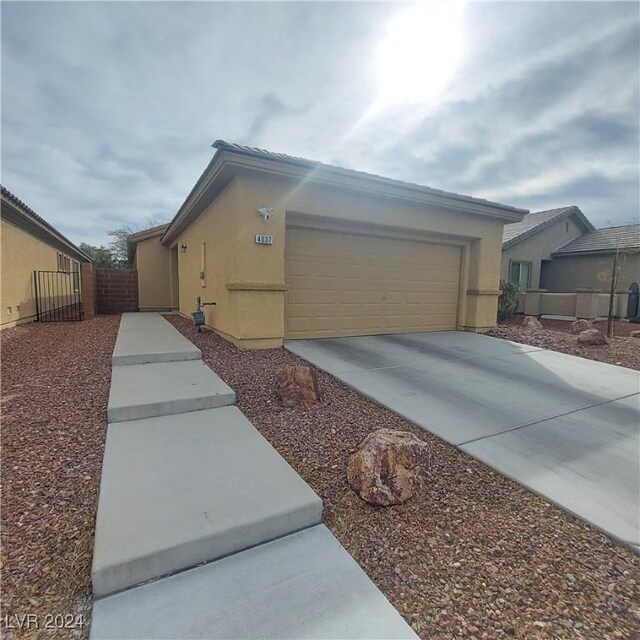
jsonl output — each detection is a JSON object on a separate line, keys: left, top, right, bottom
{"left": 1, "top": 196, "right": 92, "bottom": 263}
{"left": 552, "top": 246, "right": 640, "bottom": 258}
{"left": 502, "top": 206, "right": 594, "bottom": 250}
{"left": 162, "top": 148, "right": 527, "bottom": 244}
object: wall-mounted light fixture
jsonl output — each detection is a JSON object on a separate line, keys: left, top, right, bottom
{"left": 257, "top": 206, "right": 274, "bottom": 221}
{"left": 180, "top": 243, "right": 187, "bottom": 253}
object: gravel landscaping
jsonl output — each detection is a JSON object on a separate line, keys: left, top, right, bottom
{"left": 488, "top": 317, "right": 640, "bottom": 370}
{"left": 167, "top": 316, "right": 640, "bottom": 640}
{"left": 1, "top": 316, "right": 120, "bottom": 639}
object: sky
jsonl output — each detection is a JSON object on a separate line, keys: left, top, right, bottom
{"left": 2, "top": 1, "right": 639, "bottom": 247}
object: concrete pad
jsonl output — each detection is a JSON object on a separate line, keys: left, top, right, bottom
{"left": 288, "top": 332, "right": 640, "bottom": 546}
{"left": 112, "top": 313, "right": 201, "bottom": 366}
{"left": 92, "top": 407, "right": 322, "bottom": 596}
{"left": 107, "top": 360, "right": 235, "bottom": 422}
{"left": 90, "top": 525, "right": 417, "bottom": 640}
{"left": 287, "top": 331, "right": 541, "bottom": 374}
{"left": 289, "top": 334, "right": 640, "bottom": 444}
{"left": 462, "top": 394, "right": 640, "bottom": 546}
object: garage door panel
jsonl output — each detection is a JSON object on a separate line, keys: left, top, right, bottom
{"left": 286, "top": 228, "right": 461, "bottom": 338}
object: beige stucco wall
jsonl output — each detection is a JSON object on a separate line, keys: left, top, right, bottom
{"left": 501, "top": 216, "right": 584, "bottom": 289}
{"left": 541, "top": 253, "right": 640, "bottom": 293}
{"left": 0, "top": 219, "right": 77, "bottom": 328}
{"left": 169, "top": 169, "right": 512, "bottom": 348}
{"left": 174, "top": 178, "right": 241, "bottom": 340}
{"left": 136, "top": 235, "right": 172, "bottom": 309}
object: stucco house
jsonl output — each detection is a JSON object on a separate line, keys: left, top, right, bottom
{"left": 501, "top": 206, "right": 595, "bottom": 290}
{"left": 130, "top": 141, "right": 526, "bottom": 348}
{"left": 502, "top": 206, "right": 639, "bottom": 296}
{"left": 543, "top": 224, "right": 639, "bottom": 293}
{"left": 1, "top": 186, "right": 92, "bottom": 328}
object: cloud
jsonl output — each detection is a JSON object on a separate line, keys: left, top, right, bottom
{"left": 1, "top": 1, "right": 638, "bottom": 246}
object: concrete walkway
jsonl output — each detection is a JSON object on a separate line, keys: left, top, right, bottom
{"left": 92, "top": 313, "right": 416, "bottom": 639}
{"left": 287, "top": 332, "right": 640, "bottom": 549}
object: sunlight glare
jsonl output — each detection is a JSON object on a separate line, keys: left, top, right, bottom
{"left": 376, "top": 1, "right": 465, "bottom": 108}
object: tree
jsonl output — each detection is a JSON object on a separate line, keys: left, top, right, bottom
{"left": 78, "top": 243, "right": 119, "bottom": 268}
{"left": 108, "top": 218, "right": 163, "bottom": 268}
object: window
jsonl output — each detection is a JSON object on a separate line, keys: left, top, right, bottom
{"left": 565, "top": 221, "right": 569, "bottom": 233}
{"left": 72, "top": 261, "right": 81, "bottom": 291}
{"left": 57, "top": 253, "right": 71, "bottom": 272}
{"left": 510, "top": 261, "right": 531, "bottom": 290}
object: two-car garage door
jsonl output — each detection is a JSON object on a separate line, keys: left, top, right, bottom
{"left": 285, "top": 227, "right": 462, "bottom": 339}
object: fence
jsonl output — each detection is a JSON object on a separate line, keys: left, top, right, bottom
{"left": 518, "top": 289, "right": 630, "bottom": 319}
{"left": 96, "top": 268, "right": 138, "bottom": 314}
{"left": 34, "top": 270, "right": 83, "bottom": 321}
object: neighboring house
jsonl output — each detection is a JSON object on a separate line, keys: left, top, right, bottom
{"left": 128, "top": 223, "right": 172, "bottom": 311}
{"left": 1, "top": 186, "right": 91, "bottom": 328}
{"left": 543, "top": 224, "right": 640, "bottom": 293}
{"left": 501, "top": 206, "right": 594, "bottom": 290}
{"left": 130, "top": 140, "right": 526, "bottom": 348}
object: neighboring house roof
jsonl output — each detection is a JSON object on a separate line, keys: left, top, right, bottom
{"left": 162, "top": 140, "right": 528, "bottom": 245}
{"left": 552, "top": 223, "right": 640, "bottom": 256}
{"left": 127, "top": 223, "right": 170, "bottom": 262}
{"left": 502, "top": 205, "right": 595, "bottom": 249}
{"left": 1, "top": 185, "right": 92, "bottom": 262}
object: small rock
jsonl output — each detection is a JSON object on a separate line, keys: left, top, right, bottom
{"left": 522, "top": 316, "right": 543, "bottom": 330}
{"left": 570, "top": 319, "right": 594, "bottom": 334}
{"left": 347, "top": 429, "right": 430, "bottom": 506}
{"left": 630, "top": 330, "right": 640, "bottom": 338}
{"left": 275, "top": 365, "right": 320, "bottom": 408}
{"left": 577, "top": 329, "right": 607, "bottom": 346}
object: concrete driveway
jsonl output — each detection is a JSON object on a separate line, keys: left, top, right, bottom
{"left": 286, "top": 332, "right": 640, "bottom": 549}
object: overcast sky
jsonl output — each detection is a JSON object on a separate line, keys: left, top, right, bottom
{"left": 2, "top": 1, "right": 638, "bottom": 246}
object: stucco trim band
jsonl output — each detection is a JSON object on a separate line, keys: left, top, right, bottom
{"left": 466, "top": 289, "right": 500, "bottom": 296}
{"left": 226, "top": 282, "right": 289, "bottom": 291}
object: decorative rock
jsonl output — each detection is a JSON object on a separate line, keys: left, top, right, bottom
{"left": 570, "top": 319, "right": 594, "bottom": 334}
{"left": 522, "top": 316, "right": 543, "bottom": 330}
{"left": 347, "top": 429, "right": 429, "bottom": 506}
{"left": 630, "top": 330, "right": 640, "bottom": 338}
{"left": 577, "top": 329, "right": 607, "bottom": 346}
{"left": 275, "top": 365, "right": 320, "bottom": 408}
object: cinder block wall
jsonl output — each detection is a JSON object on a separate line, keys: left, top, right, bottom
{"left": 96, "top": 268, "right": 138, "bottom": 314}
{"left": 81, "top": 263, "right": 97, "bottom": 319}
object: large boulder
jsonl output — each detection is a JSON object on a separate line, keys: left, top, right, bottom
{"left": 275, "top": 365, "right": 320, "bottom": 408}
{"left": 577, "top": 329, "right": 607, "bottom": 346}
{"left": 570, "top": 319, "right": 594, "bottom": 334}
{"left": 522, "top": 316, "right": 543, "bottom": 330}
{"left": 347, "top": 429, "right": 429, "bottom": 506}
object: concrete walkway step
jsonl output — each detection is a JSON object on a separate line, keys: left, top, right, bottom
{"left": 90, "top": 525, "right": 418, "bottom": 640}
{"left": 107, "top": 360, "right": 236, "bottom": 422}
{"left": 92, "top": 407, "right": 323, "bottom": 597}
{"left": 112, "top": 312, "right": 201, "bottom": 366}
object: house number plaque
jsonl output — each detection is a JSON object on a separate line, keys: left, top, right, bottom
{"left": 255, "top": 234, "right": 274, "bottom": 245}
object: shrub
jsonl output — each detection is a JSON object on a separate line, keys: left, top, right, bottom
{"left": 497, "top": 280, "right": 520, "bottom": 323}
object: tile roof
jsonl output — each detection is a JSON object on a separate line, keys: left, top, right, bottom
{"left": 1, "top": 185, "right": 91, "bottom": 262}
{"left": 502, "top": 205, "right": 594, "bottom": 248}
{"left": 552, "top": 223, "right": 640, "bottom": 255}
{"left": 211, "top": 140, "right": 528, "bottom": 215}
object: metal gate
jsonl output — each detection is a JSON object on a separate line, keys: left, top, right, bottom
{"left": 34, "top": 270, "right": 82, "bottom": 321}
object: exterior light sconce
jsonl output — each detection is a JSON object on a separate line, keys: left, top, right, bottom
{"left": 257, "top": 207, "right": 273, "bottom": 221}
{"left": 180, "top": 244, "right": 187, "bottom": 253}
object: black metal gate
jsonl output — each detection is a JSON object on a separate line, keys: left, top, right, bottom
{"left": 34, "top": 270, "right": 82, "bottom": 321}
{"left": 628, "top": 282, "right": 639, "bottom": 321}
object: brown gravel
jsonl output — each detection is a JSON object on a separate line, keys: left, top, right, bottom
{"left": 166, "top": 315, "right": 640, "bottom": 640}
{"left": 488, "top": 318, "right": 640, "bottom": 371}
{"left": 1, "top": 316, "right": 120, "bottom": 639}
